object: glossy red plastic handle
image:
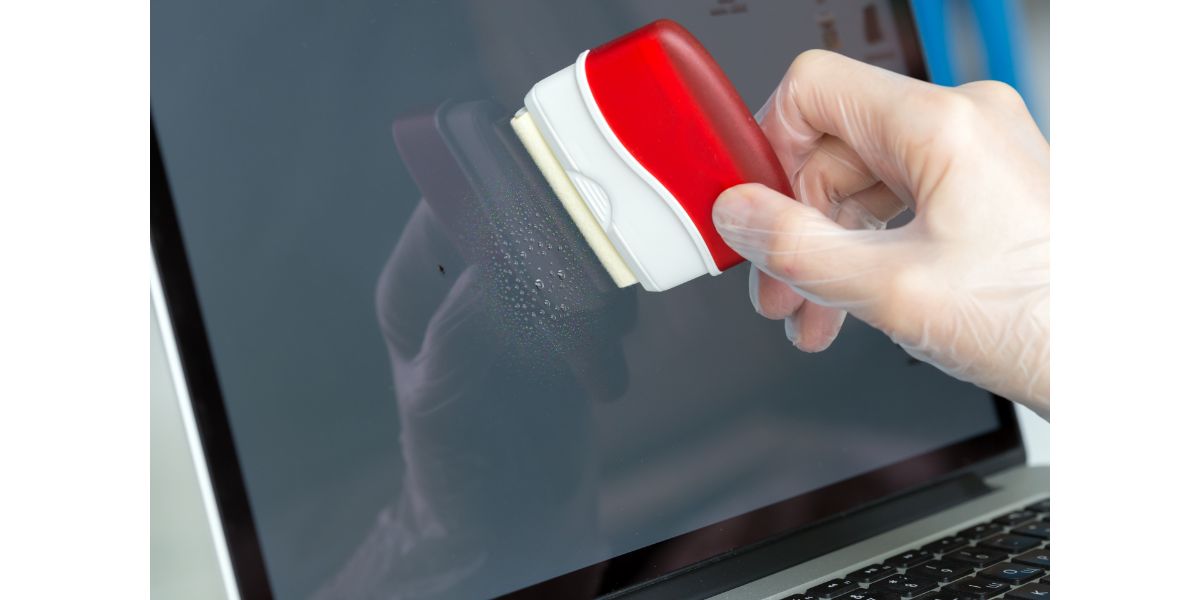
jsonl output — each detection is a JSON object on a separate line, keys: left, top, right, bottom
{"left": 585, "top": 20, "right": 792, "bottom": 271}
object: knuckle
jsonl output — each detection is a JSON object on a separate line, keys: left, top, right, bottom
{"left": 904, "top": 89, "right": 980, "bottom": 152}
{"left": 963, "top": 79, "right": 1025, "bottom": 107}
{"left": 934, "top": 92, "right": 979, "bottom": 130}
{"left": 787, "top": 49, "right": 835, "bottom": 82}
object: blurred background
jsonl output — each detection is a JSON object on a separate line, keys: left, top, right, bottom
{"left": 150, "top": 2, "right": 1050, "bottom": 598}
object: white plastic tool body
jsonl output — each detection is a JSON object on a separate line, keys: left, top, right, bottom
{"left": 521, "top": 51, "right": 717, "bottom": 292}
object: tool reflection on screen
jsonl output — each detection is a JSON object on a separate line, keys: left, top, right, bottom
{"left": 390, "top": 99, "right": 636, "bottom": 403}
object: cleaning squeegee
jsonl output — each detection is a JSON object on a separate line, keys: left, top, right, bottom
{"left": 511, "top": 19, "right": 792, "bottom": 292}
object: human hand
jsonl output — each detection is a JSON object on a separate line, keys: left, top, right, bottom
{"left": 713, "top": 50, "right": 1049, "bottom": 417}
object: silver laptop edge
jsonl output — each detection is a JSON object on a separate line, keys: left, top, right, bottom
{"left": 716, "top": 465, "right": 1047, "bottom": 600}
{"left": 152, "top": 256, "right": 243, "bottom": 600}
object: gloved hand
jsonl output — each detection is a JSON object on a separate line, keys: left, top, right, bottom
{"left": 713, "top": 50, "right": 1049, "bottom": 418}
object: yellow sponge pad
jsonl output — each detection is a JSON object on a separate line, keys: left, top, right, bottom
{"left": 511, "top": 109, "right": 637, "bottom": 288}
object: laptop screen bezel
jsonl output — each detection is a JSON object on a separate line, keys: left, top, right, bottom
{"left": 150, "top": 3, "right": 1026, "bottom": 596}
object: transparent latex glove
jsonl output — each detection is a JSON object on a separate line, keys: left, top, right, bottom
{"left": 713, "top": 50, "right": 1049, "bottom": 418}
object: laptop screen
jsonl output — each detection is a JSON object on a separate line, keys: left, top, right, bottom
{"left": 152, "top": 1, "right": 1012, "bottom": 598}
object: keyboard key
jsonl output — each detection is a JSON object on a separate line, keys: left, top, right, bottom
{"left": 912, "top": 593, "right": 965, "bottom": 600}
{"left": 1009, "top": 521, "right": 1048, "bottom": 540}
{"left": 781, "top": 595, "right": 817, "bottom": 600}
{"left": 1011, "top": 548, "right": 1049, "bottom": 569}
{"left": 1005, "top": 582, "right": 1050, "bottom": 599}
{"left": 911, "top": 559, "right": 974, "bottom": 584}
{"left": 844, "top": 591, "right": 902, "bottom": 600}
{"left": 884, "top": 549, "right": 934, "bottom": 569}
{"left": 1024, "top": 498, "right": 1049, "bottom": 514}
{"left": 992, "top": 511, "right": 1038, "bottom": 528}
{"left": 920, "top": 536, "right": 969, "bottom": 555}
{"left": 846, "top": 564, "right": 897, "bottom": 584}
{"left": 946, "top": 576, "right": 1010, "bottom": 599}
{"left": 944, "top": 547, "right": 1008, "bottom": 569}
{"left": 873, "top": 573, "right": 938, "bottom": 597}
{"left": 806, "top": 579, "right": 859, "bottom": 598}
{"left": 979, "top": 534, "right": 1041, "bottom": 554}
{"left": 979, "top": 563, "right": 1044, "bottom": 585}
{"left": 957, "top": 522, "right": 1006, "bottom": 541}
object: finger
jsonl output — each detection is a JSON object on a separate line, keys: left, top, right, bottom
{"left": 791, "top": 135, "right": 877, "bottom": 214}
{"left": 762, "top": 49, "right": 939, "bottom": 191}
{"left": 757, "top": 85, "right": 823, "bottom": 186}
{"left": 714, "top": 183, "right": 899, "bottom": 309}
{"left": 375, "top": 201, "right": 464, "bottom": 360}
{"left": 755, "top": 250, "right": 850, "bottom": 351}
{"left": 785, "top": 302, "right": 848, "bottom": 353}
{"left": 792, "top": 137, "right": 908, "bottom": 232}
{"left": 833, "top": 181, "right": 907, "bottom": 230}
{"left": 751, "top": 264, "right": 804, "bottom": 320}
{"left": 751, "top": 188, "right": 901, "bottom": 320}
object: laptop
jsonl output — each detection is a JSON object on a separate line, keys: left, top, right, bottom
{"left": 151, "top": 1, "right": 1048, "bottom": 598}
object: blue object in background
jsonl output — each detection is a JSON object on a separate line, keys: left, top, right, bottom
{"left": 911, "top": 0, "right": 1028, "bottom": 89}
{"left": 911, "top": 0, "right": 955, "bottom": 85}
{"left": 969, "top": 0, "right": 1026, "bottom": 89}
{"left": 910, "top": 0, "right": 1044, "bottom": 131}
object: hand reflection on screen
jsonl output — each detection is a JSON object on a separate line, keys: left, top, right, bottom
{"left": 315, "top": 100, "right": 636, "bottom": 599}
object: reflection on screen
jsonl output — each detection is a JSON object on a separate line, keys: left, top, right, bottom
{"left": 152, "top": 1, "right": 1000, "bottom": 597}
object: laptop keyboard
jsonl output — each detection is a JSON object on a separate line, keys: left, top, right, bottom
{"left": 784, "top": 497, "right": 1049, "bottom": 600}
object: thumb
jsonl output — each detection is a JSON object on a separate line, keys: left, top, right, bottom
{"left": 713, "top": 183, "right": 900, "bottom": 310}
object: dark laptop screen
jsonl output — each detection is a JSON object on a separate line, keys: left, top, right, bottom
{"left": 152, "top": 1, "right": 1006, "bottom": 598}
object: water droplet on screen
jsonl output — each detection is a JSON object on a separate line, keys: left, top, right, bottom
{"left": 555, "top": 270, "right": 565, "bottom": 280}
{"left": 534, "top": 279, "right": 544, "bottom": 290}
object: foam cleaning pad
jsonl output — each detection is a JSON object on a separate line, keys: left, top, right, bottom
{"left": 511, "top": 109, "right": 638, "bottom": 288}
{"left": 513, "top": 19, "right": 790, "bottom": 292}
